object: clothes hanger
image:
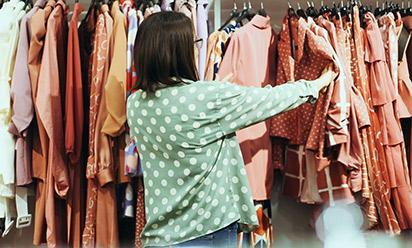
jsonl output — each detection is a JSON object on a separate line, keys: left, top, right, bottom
{"left": 297, "top": 2, "right": 308, "bottom": 19}
{"left": 236, "top": 1, "right": 255, "bottom": 25}
{"left": 340, "top": 0, "right": 350, "bottom": 20}
{"left": 319, "top": 0, "right": 331, "bottom": 16}
{"left": 407, "top": 1, "right": 412, "bottom": 16}
{"left": 400, "top": 1, "right": 407, "bottom": 16}
{"left": 331, "top": 2, "right": 340, "bottom": 19}
{"left": 287, "top": 1, "right": 298, "bottom": 18}
{"left": 257, "top": 2, "right": 267, "bottom": 17}
{"left": 374, "top": 1, "right": 383, "bottom": 16}
{"left": 23, "top": 0, "right": 32, "bottom": 10}
{"left": 306, "top": 1, "right": 317, "bottom": 18}
{"left": 218, "top": 1, "right": 240, "bottom": 31}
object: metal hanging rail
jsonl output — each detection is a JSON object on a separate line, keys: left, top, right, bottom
{"left": 213, "top": 0, "right": 221, "bottom": 31}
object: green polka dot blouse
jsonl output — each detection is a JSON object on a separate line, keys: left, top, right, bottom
{"left": 126, "top": 79, "right": 319, "bottom": 247}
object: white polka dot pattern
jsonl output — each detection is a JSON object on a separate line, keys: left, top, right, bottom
{"left": 126, "top": 79, "right": 319, "bottom": 246}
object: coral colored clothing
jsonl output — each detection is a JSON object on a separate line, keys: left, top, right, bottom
{"left": 82, "top": 4, "right": 119, "bottom": 248}
{"left": 218, "top": 15, "right": 277, "bottom": 200}
{"left": 353, "top": 10, "right": 400, "bottom": 234}
{"left": 364, "top": 13, "right": 412, "bottom": 230}
{"left": 65, "top": 3, "right": 85, "bottom": 247}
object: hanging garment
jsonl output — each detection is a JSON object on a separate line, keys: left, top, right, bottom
{"left": 304, "top": 18, "right": 354, "bottom": 205}
{"left": 399, "top": 16, "right": 412, "bottom": 182}
{"left": 124, "top": 3, "right": 137, "bottom": 93}
{"left": 102, "top": 0, "right": 128, "bottom": 185}
{"left": 7, "top": 0, "right": 47, "bottom": 234}
{"left": 380, "top": 13, "right": 399, "bottom": 94}
{"left": 351, "top": 6, "right": 399, "bottom": 233}
{"left": 218, "top": 15, "right": 277, "bottom": 200}
{"left": 0, "top": 0, "right": 25, "bottom": 236}
{"left": 174, "top": 0, "right": 197, "bottom": 33}
{"left": 119, "top": 0, "right": 137, "bottom": 224}
{"left": 65, "top": 3, "right": 85, "bottom": 248}
{"left": 217, "top": 15, "right": 277, "bottom": 247}
{"left": 28, "top": 0, "right": 56, "bottom": 244}
{"left": 364, "top": 12, "right": 412, "bottom": 230}
{"left": 351, "top": 8, "right": 400, "bottom": 234}
{"left": 102, "top": 2, "right": 132, "bottom": 246}
{"left": 102, "top": 0, "right": 127, "bottom": 138}
{"left": 78, "top": 4, "right": 97, "bottom": 211}
{"left": 161, "top": 0, "right": 174, "bottom": 11}
{"left": 174, "top": 0, "right": 198, "bottom": 67}
{"left": 9, "top": 0, "right": 46, "bottom": 187}
{"left": 320, "top": 17, "right": 359, "bottom": 205}
{"left": 270, "top": 17, "right": 337, "bottom": 201}
{"left": 135, "top": 177, "right": 145, "bottom": 248}
{"left": 204, "top": 23, "right": 239, "bottom": 80}
{"left": 36, "top": 0, "right": 70, "bottom": 246}
{"left": 82, "top": 4, "right": 119, "bottom": 248}
{"left": 196, "top": 0, "right": 208, "bottom": 80}
{"left": 396, "top": 23, "right": 412, "bottom": 119}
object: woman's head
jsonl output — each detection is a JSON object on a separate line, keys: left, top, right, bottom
{"left": 134, "top": 12, "right": 198, "bottom": 92}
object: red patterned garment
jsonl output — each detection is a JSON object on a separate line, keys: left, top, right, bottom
{"left": 82, "top": 5, "right": 119, "bottom": 247}
{"left": 135, "top": 177, "right": 145, "bottom": 248}
{"left": 270, "top": 16, "right": 352, "bottom": 205}
{"left": 270, "top": 17, "right": 330, "bottom": 200}
{"left": 309, "top": 17, "right": 356, "bottom": 206}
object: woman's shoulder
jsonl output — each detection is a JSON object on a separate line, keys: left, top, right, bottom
{"left": 126, "top": 80, "right": 238, "bottom": 105}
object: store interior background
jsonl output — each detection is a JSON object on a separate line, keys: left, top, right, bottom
{"left": 2, "top": 0, "right": 412, "bottom": 247}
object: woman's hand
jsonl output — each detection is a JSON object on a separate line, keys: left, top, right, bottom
{"left": 310, "top": 64, "right": 338, "bottom": 93}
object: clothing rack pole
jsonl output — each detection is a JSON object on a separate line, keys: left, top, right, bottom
{"left": 213, "top": 0, "right": 221, "bottom": 31}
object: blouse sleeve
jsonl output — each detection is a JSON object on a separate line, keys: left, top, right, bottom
{"left": 214, "top": 80, "right": 320, "bottom": 135}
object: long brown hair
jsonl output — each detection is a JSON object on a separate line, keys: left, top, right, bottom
{"left": 134, "top": 12, "right": 199, "bottom": 92}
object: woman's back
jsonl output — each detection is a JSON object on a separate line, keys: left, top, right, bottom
{"left": 127, "top": 80, "right": 259, "bottom": 246}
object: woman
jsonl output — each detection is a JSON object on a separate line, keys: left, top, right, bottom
{"left": 127, "top": 12, "right": 335, "bottom": 247}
